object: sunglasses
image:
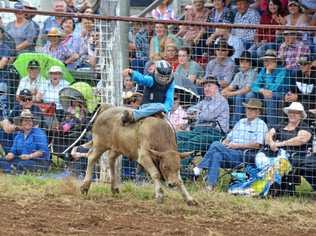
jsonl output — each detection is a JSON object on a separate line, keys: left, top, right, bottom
{"left": 21, "top": 97, "right": 32, "bottom": 102}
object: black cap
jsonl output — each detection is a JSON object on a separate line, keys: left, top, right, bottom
{"left": 28, "top": 60, "right": 40, "bottom": 68}
{"left": 19, "top": 89, "right": 32, "bottom": 98}
{"left": 201, "top": 75, "right": 219, "bottom": 87}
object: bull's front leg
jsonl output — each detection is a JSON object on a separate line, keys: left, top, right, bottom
{"left": 177, "top": 172, "right": 198, "bottom": 206}
{"left": 108, "top": 150, "right": 120, "bottom": 195}
{"left": 80, "top": 147, "right": 103, "bottom": 195}
{"left": 138, "top": 152, "right": 164, "bottom": 204}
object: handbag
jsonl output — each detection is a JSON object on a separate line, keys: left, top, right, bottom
{"left": 35, "top": 102, "right": 56, "bottom": 116}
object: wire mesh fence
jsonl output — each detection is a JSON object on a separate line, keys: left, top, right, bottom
{"left": 0, "top": 4, "right": 315, "bottom": 197}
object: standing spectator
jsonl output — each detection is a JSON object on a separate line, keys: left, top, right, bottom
{"left": 0, "top": 109, "right": 50, "bottom": 174}
{"left": 249, "top": 0, "right": 286, "bottom": 58}
{"left": 0, "top": 27, "right": 11, "bottom": 82}
{"left": 77, "top": 0, "right": 100, "bottom": 14}
{"left": 64, "top": 0, "right": 79, "bottom": 13}
{"left": 207, "top": 0, "right": 234, "bottom": 25}
{"left": 60, "top": 18, "right": 81, "bottom": 69}
{"left": 72, "top": 7, "right": 94, "bottom": 38}
{"left": 22, "top": 1, "right": 40, "bottom": 51}
{"left": 5, "top": 2, "right": 36, "bottom": 53}
{"left": 176, "top": 0, "right": 209, "bottom": 47}
{"left": 176, "top": 78, "right": 229, "bottom": 154}
{"left": 193, "top": 99, "right": 268, "bottom": 191}
{"left": 204, "top": 40, "right": 235, "bottom": 89}
{"left": 174, "top": 47, "right": 203, "bottom": 94}
{"left": 249, "top": 49, "right": 287, "bottom": 126}
{"left": 231, "top": 0, "right": 261, "bottom": 49}
{"left": 222, "top": 51, "right": 257, "bottom": 125}
{"left": 41, "top": 0, "right": 66, "bottom": 35}
{"left": 278, "top": 31, "right": 310, "bottom": 70}
{"left": 39, "top": 28, "right": 72, "bottom": 63}
{"left": 16, "top": 60, "right": 45, "bottom": 100}
{"left": 152, "top": 0, "right": 175, "bottom": 20}
{"left": 285, "top": 56, "right": 316, "bottom": 111}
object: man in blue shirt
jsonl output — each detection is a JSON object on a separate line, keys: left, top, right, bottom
{"left": 193, "top": 99, "right": 268, "bottom": 191}
{"left": 247, "top": 49, "right": 288, "bottom": 127}
{"left": 0, "top": 109, "right": 50, "bottom": 173}
{"left": 121, "top": 60, "right": 175, "bottom": 125}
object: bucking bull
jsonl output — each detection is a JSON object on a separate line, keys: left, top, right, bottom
{"left": 80, "top": 104, "right": 197, "bottom": 205}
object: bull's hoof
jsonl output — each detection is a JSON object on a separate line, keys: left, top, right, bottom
{"left": 111, "top": 187, "right": 120, "bottom": 195}
{"left": 186, "top": 199, "right": 198, "bottom": 206}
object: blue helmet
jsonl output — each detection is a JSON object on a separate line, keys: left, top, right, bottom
{"left": 154, "top": 60, "right": 173, "bottom": 85}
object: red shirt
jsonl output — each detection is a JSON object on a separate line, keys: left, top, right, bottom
{"left": 258, "top": 13, "right": 280, "bottom": 42}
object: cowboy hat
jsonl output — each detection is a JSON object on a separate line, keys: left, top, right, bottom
{"left": 122, "top": 91, "right": 143, "bottom": 102}
{"left": 214, "top": 40, "right": 234, "bottom": 57}
{"left": 235, "top": 51, "right": 256, "bottom": 67}
{"left": 260, "top": 49, "right": 283, "bottom": 65}
{"left": 242, "top": 99, "right": 263, "bottom": 110}
{"left": 283, "top": 102, "right": 307, "bottom": 119}
{"left": 14, "top": 109, "right": 37, "bottom": 126}
{"left": 200, "top": 75, "right": 219, "bottom": 87}
{"left": 47, "top": 27, "right": 63, "bottom": 37}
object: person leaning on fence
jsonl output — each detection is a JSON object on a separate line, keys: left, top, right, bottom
{"left": 265, "top": 102, "right": 315, "bottom": 192}
{"left": 121, "top": 60, "right": 175, "bottom": 126}
{"left": 247, "top": 49, "right": 288, "bottom": 127}
{"left": 221, "top": 51, "right": 257, "bottom": 125}
{"left": 193, "top": 99, "right": 268, "bottom": 191}
{"left": 0, "top": 109, "right": 50, "bottom": 174}
{"left": 176, "top": 77, "right": 229, "bottom": 155}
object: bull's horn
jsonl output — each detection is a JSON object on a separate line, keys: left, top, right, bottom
{"left": 179, "top": 151, "right": 194, "bottom": 159}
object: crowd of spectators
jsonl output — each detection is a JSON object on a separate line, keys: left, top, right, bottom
{"left": 0, "top": 0, "right": 315, "bottom": 194}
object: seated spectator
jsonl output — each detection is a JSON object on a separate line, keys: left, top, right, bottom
{"left": 41, "top": 0, "right": 66, "bottom": 36}
{"left": 285, "top": 56, "right": 316, "bottom": 112}
{"left": 152, "top": 0, "right": 175, "bottom": 20}
{"left": 204, "top": 40, "right": 235, "bottom": 89}
{"left": 231, "top": 0, "right": 260, "bottom": 49}
{"left": 73, "top": 7, "right": 94, "bottom": 38}
{"left": 249, "top": 49, "right": 287, "bottom": 126}
{"left": 1, "top": 89, "right": 46, "bottom": 135}
{"left": 265, "top": 102, "right": 315, "bottom": 191}
{"left": 0, "top": 27, "right": 11, "bottom": 81}
{"left": 251, "top": 0, "right": 288, "bottom": 13}
{"left": 163, "top": 42, "right": 178, "bottom": 71}
{"left": 65, "top": 0, "right": 79, "bottom": 13}
{"left": 193, "top": 99, "right": 268, "bottom": 191}
{"left": 278, "top": 31, "right": 310, "bottom": 70}
{"left": 0, "top": 81, "right": 8, "bottom": 119}
{"left": 131, "top": 22, "right": 150, "bottom": 73}
{"left": 123, "top": 91, "right": 143, "bottom": 108}
{"left": 283, "top": 1, "right": 309, "bottom": 36}
{"left": 16, "top": 60, "right": 45, "bottom": 100}
{"left": 207, "top": 0, "right": 234, "bottom": 25}
{"left": 168, "top": 93, "right": 188, "bottom": 131}
{"left": 206, "top": 27, "right": 245, "bottom": 60}
{"left": 0, "top": 109, "right": 50, "bottom": 173}
{"left": 299, "top": 0, "right": 316, "bottom": 15}
{"left": 150, "top": 23, "right": 181, "bottom": 60}
{"left": 36, "top": 66, "right": 69, "bottom": 122}
{"left": 39, "top": 28, "right": 72, "bottom": 63}
{"left": 5, "top": 2, "right": 37, "bottom": 53}
{"left": 177, "top": 78, "right": 229, "bottom": 154}
{"left": 174, "top": 47, "right": 203, "bottom": 94}
{"left": 176, "top": 0, "right": 209, "bottom": 47}
{"left": 77, "top": 18, "right": 97, "bottom": 69}
{"left": 60, "top": 18, "right": 81, "bottom": 69}
{"left": 249, "top": 0, "right": 286, "bottom": 58}
{"left": 222, "top": 51, "right": 257, "bottom": 125}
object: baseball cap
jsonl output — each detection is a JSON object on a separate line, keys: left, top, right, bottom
{"left": 28, "top": 60, "right": 40, "bottom": 68}
{"left": 49, "top": 65, "right": 63, "bottom": 73}
{"left": 19, "top": 88, "right": 32, "bottom": 98}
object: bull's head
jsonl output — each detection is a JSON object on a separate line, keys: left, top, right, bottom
{"left": 148, "top": 149, "right": 193, "bottom": 188}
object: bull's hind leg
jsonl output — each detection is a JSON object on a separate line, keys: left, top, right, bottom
{"left": 108, "top": 150, "right": 120, "bottom": 194}
{"left": 138, "top": 150, "right": 164, "bottom": 204}
{"left": 80, "top": 147, "right": 104, "bottom": 195}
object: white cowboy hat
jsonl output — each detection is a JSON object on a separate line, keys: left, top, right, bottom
{"left": 283, "top": 102, "right": 307, "bottom": 119}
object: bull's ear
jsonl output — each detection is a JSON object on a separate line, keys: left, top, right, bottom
{"left": 179, "top": 151, "right": 194, "bottom": 160}
{"left": 148, "top": 149, "right": 163, "bottom": 159}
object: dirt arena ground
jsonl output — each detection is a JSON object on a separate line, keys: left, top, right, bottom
{"left": 0, "top": 177, "right": 315, "bottom": 236}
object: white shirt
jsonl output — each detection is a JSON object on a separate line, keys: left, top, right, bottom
{"left": 16, "top": 75, "right": 46, "bottom": 96}
{"left": 39, "top": 79, "right": 69, "bottom": 109}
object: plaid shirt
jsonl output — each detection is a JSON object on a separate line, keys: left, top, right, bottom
{"left": 278, "top": 41, "right": 311, "bottom": 70}
{"left": 135, "top": 28, "right": 149, "bottom": 60}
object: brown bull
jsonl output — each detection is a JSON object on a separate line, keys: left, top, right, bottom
{"left": 80, "top": 104, "right": 196, "bottom": 205}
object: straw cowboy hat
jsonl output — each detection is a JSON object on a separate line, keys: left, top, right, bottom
{"left": 47, "top": 27, "right": 63, "bottom": 37}
{"left": 122, "top": 91, "right": 143, "bottom": 103}
{"left": 260, "top": 49, "right": 283, "bottom": 65}
{"left": 283, "top": 102, "right": 307, "bottom": 119}
{"left": 14, "top": 109, "right": 37, "bottom": 126}
{"left": 243, "top": 99, "right": 263, "bottom": 110}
